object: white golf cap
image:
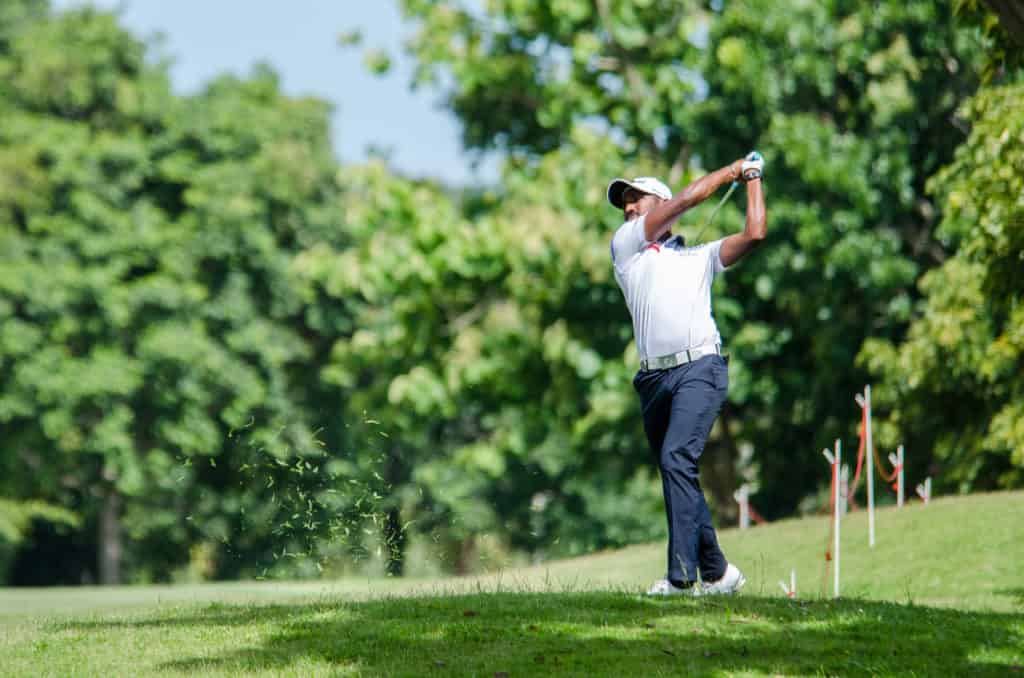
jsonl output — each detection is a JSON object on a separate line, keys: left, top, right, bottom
{"left": 607, "top": 176, "right": 672, "bottom": 209}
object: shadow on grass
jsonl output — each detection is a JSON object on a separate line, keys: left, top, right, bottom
{"left": 56, "top": 592, "right": 1023, "bottom": 677}
{"left": 996, "top": 588, "right": 1024, "bottom": 607}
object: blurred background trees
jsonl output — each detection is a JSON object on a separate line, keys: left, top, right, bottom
{"left": 0, "top": 0, "right": 1020, "bottom": 584}
{"left": 861, "top": 81, "right": 1024, "bottom": 492}
{"left": 0, "top": 1, "right": 345, "bottom": 583}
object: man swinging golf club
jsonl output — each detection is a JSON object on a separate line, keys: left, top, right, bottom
{"left": 608, "top": 151, "right": 766, "bottom": 596}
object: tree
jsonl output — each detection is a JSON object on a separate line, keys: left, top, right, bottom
{"left": 402, "top": 0, "right": 706, "bottom": 173}
{"left": 860, "top": 82, "right": 1024, "bottom": 491}
{"left": 954, "top": 0, "right": 1024, "bottom": 81}
{"left": 691, "top": 0, "right": 986, "bottom": 514}
{"left": 0, "top": 4, "right": 344, "bottom": 583}
{"left": 0, "top": 498, "right": 78, "bottom": 583}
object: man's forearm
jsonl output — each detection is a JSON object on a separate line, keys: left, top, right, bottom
{"left": 719, "top": 177, "right": 766, "bottom": 267}
{"left": 643, "top": 161, "right": 741, "bottom": 241}
{"left": 744, "top": 178, "right": 766, "bottom": 239}
{"left": 675, "top": 163, "right": 741, "bottom": 214}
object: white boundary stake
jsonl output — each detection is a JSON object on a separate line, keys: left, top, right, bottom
{"left": 854, "top": 386, "right": 876, "bottom": 547}
{"left": 865, "top": 386, "right": 876, "bottom": 546}
{"left": 779, "top": 569, "right": 796, "bottom": 599}
{"left": 916, "top": 477, "right": 932, "bottom": 504}
{"left": 888, "top": 444, "right": 905, "bottom": 508}
{"left": 734, "top": 484, "right": 750, "bottom": 530}
{"left": 840, "top": 464, "right": 850, "bottom": 515}
{"left": 899, "top": 445, "right": 906, "bottom": 507}
{"left": 823, "top": 439, "right": 841, "bottom": 599}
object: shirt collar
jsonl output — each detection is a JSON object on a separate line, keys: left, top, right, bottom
{"left": 663, "top": 234, "right": 686, "bottom": 249}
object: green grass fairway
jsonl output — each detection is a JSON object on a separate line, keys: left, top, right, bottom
{"left": 2, "top": 492, "right": 1022, "bottom": 676}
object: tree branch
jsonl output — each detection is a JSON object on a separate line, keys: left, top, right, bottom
{"left": 982, "top": 0, "right": 1024, "bottom": 44}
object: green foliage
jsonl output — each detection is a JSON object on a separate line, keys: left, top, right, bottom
{"left": 0, "top": 5, "right": 346, "bottom": 582}
{"left": 401, "top": 0, "right": 707, "bottom": 159}
{"left": 691, "top": 0, "right": 986, "bottom": 513}
{"left": 861, "top": 83, "right": 1024, "bottom": 489}
{"left": 953, "top": 0, "right": 1024, "bottom": 82}
{"left": 0, "top": 498, "right": 78, "bottom": 544}
{"left": 0, "top": 497, "right": 78, "bottom": 585}
{"left": 362, "top": 48, "right": 393, "bottom": 75}
{"left": 932, "top": 84, "right": 1024, "bottom": 307}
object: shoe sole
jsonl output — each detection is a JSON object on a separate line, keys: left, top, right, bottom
{"left": 646, "top": 587, "right": 700, "bottom": 597}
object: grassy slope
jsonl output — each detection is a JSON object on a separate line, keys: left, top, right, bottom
{"left": 1, "top": 492, "right": 1022, "bottom": 676}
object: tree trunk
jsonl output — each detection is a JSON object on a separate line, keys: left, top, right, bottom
{"left": 454, "top": 536, "right": 476, "bottom": 576}
{"left": 705, "top": 406, "right": 741, "bottom": 524}
{"left": 381, "top": 444, "right": 411, "bottom": 577}
{"left": 98, "top": 488, "right": 122, "bottom": 585}
{"left": 983, "top": 0, "right": 1024, "bottom": 44}
{"left": 383, "top": 505, "right": 406, "bottom": 577}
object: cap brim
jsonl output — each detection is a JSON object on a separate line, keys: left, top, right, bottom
{"left": 607, "top": 178, "right": 633, "bottom": 209}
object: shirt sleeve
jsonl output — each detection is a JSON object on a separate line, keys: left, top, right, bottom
{"left": 610, "top": 215, "right": 649, "bottom": 272}
{"left": 706, "top": 238, "right": 727, "bottom": 275}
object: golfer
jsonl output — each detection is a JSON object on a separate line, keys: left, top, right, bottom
{"left": 607, "top": 152, "right": 765, "bottom": 595}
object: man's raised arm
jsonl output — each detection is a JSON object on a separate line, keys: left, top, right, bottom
{"left": 719, "top": 157, "right": 766, "bottom": 267}
{"left": 641, "top": 160, "right": 745, "bottom": 242}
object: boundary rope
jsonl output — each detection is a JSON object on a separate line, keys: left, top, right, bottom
{"left": 848, "top": 397, "right": 898, "bottom": 511}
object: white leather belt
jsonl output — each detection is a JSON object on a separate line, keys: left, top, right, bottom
{"left": 640, "top": 343, "right": 721, "bottom": 371}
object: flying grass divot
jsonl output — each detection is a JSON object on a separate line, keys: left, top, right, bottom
{"left": 176, "top": 416, "right": 407, "bottom": 580}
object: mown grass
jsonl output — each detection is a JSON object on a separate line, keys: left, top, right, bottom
{"left": 2, "top": 491, "right": 1022, "bottom": 676}
{"left": 4, "top": 591, "right": 1022, "bottom": 676}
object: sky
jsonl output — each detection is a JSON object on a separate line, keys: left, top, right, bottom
{"left": 52, "top": 0, "right": 500, "bottom": 186}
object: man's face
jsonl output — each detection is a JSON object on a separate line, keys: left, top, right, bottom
{"left": 623, "top": 187, "right": 663, "bottom": 221}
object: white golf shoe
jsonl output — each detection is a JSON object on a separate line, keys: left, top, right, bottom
{"left": 700, "top": 563, "right": 746, "bottom": 596}
{"left": 646, "top": 579, "right": 698, "bottom": 596}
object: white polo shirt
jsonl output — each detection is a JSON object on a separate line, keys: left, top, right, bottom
{"left": 611, "top": 215, "right": 726, "bottom": 361}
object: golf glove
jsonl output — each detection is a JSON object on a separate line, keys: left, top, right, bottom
{"left": 741, "top": 151, "right": 764, "bottom": 181}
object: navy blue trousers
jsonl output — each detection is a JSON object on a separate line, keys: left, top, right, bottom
{"left": 633, "top": 354, "right": 729, "bottom": 585}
